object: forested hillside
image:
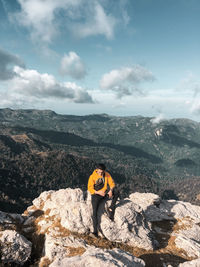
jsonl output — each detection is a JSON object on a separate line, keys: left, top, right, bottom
{"left": 1, "top": 108, "right": 200, "bottom": 212}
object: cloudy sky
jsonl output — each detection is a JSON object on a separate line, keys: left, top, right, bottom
{"left": 1, "top": 0, "right": 200, "bottom": 121}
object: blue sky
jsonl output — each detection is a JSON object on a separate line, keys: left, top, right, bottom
{"left": 1, "top": 0, "right": 200, "bottom": 122}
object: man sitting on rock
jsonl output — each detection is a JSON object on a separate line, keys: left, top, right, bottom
{"left": 88, "top": 163, "right": 119, "bottom": 238}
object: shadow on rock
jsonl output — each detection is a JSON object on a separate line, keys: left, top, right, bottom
{"left": 137, "top": 195, "right": 178, "bottom": 252}
{"left": 140, "top": 252, "right": 186, "bottom": 267}
{"left": 23, "top": 209, "right": 45, "bottom": 267}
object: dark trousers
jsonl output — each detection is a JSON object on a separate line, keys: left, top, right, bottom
{"left": 91, "top": 188, "right": 119, "bottom": 233}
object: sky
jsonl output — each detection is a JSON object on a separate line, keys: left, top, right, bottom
{"left": 1, "top": 0, "right": 200, "bottom": 122}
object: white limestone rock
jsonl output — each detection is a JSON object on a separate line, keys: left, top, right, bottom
{"left": 129, "top": 192, "right": 200, "bottom": 223}
{"left": 174, "top": 218, "right": 200, "bottom": 243}
{"left": 130, "top": 193, "right": 200, "bottom": 258}
{"left": 179, "top": 258, "right": 200, "bottom": 267}
{"left": 43, "top": 234, "right": 88, "bottom": 261}
{"left": 32, "top": 188, "right": 154, "bottom": 250}
{"left": 129, "top": 192, "right": 173, "bottom": 221}
{"left": 100, "top": 199, "right": 153, "bottom": 249}
{"left": 129, "top": 192, "right": 161, "bottom": 208}
{"left": 174, "top": 235, "right": 200, "bottom": 258}
{"left": 0, "top": 230, "right": 32, "bottom": 264}
{"left": 49, "top": 247, "right": 145, "bottom": 267}
{"left": 160, "top": 200, "right": 200, "bottom": 223}
{"left": 60, "top": 201, "right": 92, "bottom": 234}
{"left": 3, "top": 189, "right": 200, "bottom": 266}
{"left": 32, "top": 190, "right": 55, "bottom": 209}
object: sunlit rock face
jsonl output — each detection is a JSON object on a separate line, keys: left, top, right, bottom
{"left": 1, "top": 189, "right": 200, "bottom": 266}
{"left": 49, "top": 247, "right": 145, "bottom": 267}
{"left": 31, "top": 188, "right": 154, "bottom": 250}
{"left": 0, "top": 229, "right": 32, "bottom": 264}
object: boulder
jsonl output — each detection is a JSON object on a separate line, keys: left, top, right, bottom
{"left": 129, "top": 192, "right": 174, "bottom": 221}
{"left": 129, "top": 193, "right": 200, "bottom": 223}
{"left": 100, "top": 199, "right": 153, "bottom": 249}
{"left": 31, "top": 188, "right": 154, "bottom": 250}
{"left": 2, "top": 189, "right": 200, "bottom": 266}
{"left": 174, "top": 235, "right": 200, "bottom": 258}
{"left": 0, "top": 210, "right": 24, "bottom": 225}
{"left": 43, "top": 234, "right": 88, "bottom": 261}
{"left": 128, "top": 192, "right": 200, "bottom": 261}
{"left": 0, "top": 230, "right": 32, "bottom": 264}
{"left": 160, "top": 200, "right": 200, "bottom": 223}
{"left": 49, "top": 247, "right": 145, "bottom": 267}
{"left": 179, "top": 258, "right": 200, "bottom": 267}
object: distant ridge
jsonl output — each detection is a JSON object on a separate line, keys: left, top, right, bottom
{"left": 0, "top": 108, "right": 200, "bottom": 213}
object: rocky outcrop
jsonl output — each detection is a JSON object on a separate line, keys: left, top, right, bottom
{"left": 130, "top": 192, "right": 200, "bottom": 261}
{"left": 0, "top": 230, "right": 32, "bottom": 264}
{"left": 31, "top": 188, "right": 153, "bottom": 250}
{"left": 1, "top": 189, "right": 200, "bottom": 266}
{"left": 49, "top": 247, "right": 145, "bottom": 267}
{"left": 179, "top": 258, "right": 200, "bottom": 267}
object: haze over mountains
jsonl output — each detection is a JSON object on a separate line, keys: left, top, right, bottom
{"left": 1, "top": 108, "right": 200, "bottom": 213}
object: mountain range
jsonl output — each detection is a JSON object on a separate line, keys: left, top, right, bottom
{"left": 0, "top": 108, "right": 200, "bottom": 212}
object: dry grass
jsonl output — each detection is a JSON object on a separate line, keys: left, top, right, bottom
{"left": 167, "top": 236, "right": 193, "bottom": 259}
{"left": 70, "top": 230, "right": 148, "bottom": 257}
{"left": 39, "top": 257, "right": 52, "bottom": 267}
{"left": 45, "top": 209, "right": 51, "bottom": 216}
{"left": 142, "top": 220, "right": 196, "bottom": 267}
{"left": 173, "top": 217, "right": 193, "bottom": 233}
{"left": 46, "top": 195, "right": 52, "bottom": 201}
{"left": 23, "top": 205, "right": 38, "bottom": 216}
{"left": 32, "top": 213, "right": 195, "bottom": 267}
{"left": 1, "top": 206, "right": 197, "bottom": 267}
{"left": 48, "top": 220, "right": 71, "bottom": 237}
{"left": 23, "top": 210, "right": 29, "bottom": 216}
{"left": 66, "top": 246, "right": 86, "bottom": 257}
{"left": 68, "top": 224, "right": 193, "bottom": 267}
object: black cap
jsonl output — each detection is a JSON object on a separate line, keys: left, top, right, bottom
{"left": 97, "top": 163, "right": 106, "bottom": 171}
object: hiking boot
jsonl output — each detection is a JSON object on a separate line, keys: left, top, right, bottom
{"left": 106, "top": 206, "right": 114, "bottom": 221}
{"left": 89, "top": 232, "right": 98, "bottom": 238}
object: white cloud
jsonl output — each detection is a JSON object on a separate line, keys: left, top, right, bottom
{"left": 60, "top": 51, "right": 87, "bottom": 80}
{"left": 14, "top": 0, "right": 120, "bottom": 43}
{"left": 0, "top": 48, "right": 25, "bottom": 80}
{"left": 72, "top": 2, "right": 116, "bottom": 39}
{"left": 177, "top": 73, "right": 200, "bottom": 96}
{"left": 190, "top": 100, "right": 200, "bottom": 115}
{"left": 150, "top": 114, "right": 166, "bottom": 124}
{"left": 11, "top": 66, "right": 93, "bottom": 103}
{"left": 0, "top": 91, "right": 39, "bottom": 109}
{"left": 112, "top": 102, "right": 126, "bottom": 109}
{"left": 176, "top": 73, "right": 200, "bottom": 115}
{"left": 119, "top": 0, "right": 130, "bottom": 26}
{"left": 15, "top": 0, "right": 80, "bottom": 42}
{"left": 100, "top": 65, "right": 155, "bottom": 98}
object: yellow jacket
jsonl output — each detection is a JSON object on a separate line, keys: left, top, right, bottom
{"left": 88, "top": 169, "right": 115, "bottom": 195}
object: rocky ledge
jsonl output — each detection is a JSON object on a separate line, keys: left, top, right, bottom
{"left": 1, "top": 189, "right": 200, "bottom": 266}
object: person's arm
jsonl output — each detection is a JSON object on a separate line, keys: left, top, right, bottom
{"left": 88, "top": 175, "right": 95, "bottom": 194}
{"left": 107, "top": 175, "right": 115, "bottom": 198}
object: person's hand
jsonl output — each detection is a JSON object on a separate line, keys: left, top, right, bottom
{"left": 108, "top": 190, "right": 113, "bottom": 198}
{"left": 95, "top": 190, "right": 105, "bottom": 197}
